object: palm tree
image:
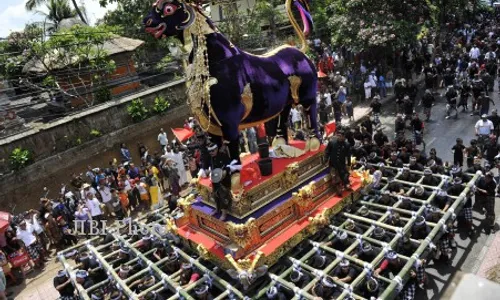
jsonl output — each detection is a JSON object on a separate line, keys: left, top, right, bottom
{"left": 36, "top": 0, "right": 77, "bottom": 33}
{"left": 26, "top": 0, "right": 87, "bottom": 25}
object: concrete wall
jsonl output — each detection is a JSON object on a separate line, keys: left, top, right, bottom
{"left": 0, "top": 79, "right": 191, "bottom": 211}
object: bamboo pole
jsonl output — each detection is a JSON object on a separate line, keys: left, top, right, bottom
{"left": 378, "top": 172, "right": 479, "bottom": 299}
{"left": 59, "top": 254, "right": 90, "bottom": 300}
{"left": 130, "top": 220, "right": 244, "bottom": 298}
{"left": 86, "top": 243, "right": 137, "bottom": 299}
{"left": 268, "top": 273, "right": 317, "bottom": 299}
{"left": 112, "top": 235, "right": 194, "bottom": 300}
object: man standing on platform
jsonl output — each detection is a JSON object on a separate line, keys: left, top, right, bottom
{"left": 325, "top": 130, "right": 352, "bottom": 195}
{"left": 199, "top": 143, "right": 240, "bottom": 220}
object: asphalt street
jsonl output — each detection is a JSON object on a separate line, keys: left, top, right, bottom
{"left": 369, "top": 80, "right": 500, "bottom": 299}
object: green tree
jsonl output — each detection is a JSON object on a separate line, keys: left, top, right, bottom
{"left": 3, "top": 24, "right": 118, "bottom": 107}
{"left": 26, "top": 0, "right": 87, "bottom": 25}
{"left": 328, "top": 0, "right": 437, "bottom": 52}
{"left": 0, "top": 24, "right": 44, "bottom": 80}
{"left": 36, "top": 0, "right": 76, "bottom": 33}
{"left": 253, "top": 0, "right": 283, "bottom": 43}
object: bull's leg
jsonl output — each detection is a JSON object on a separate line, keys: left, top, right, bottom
{"left": 220, "top": 122, "right": 241, "bottom": 164}
{"left": 305, "top": 101, "right": 319, "bottom": 137}
{"left": 276, "top": 105, "right": 292, "bottom": 144}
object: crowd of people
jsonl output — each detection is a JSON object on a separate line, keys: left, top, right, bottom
{"left": 2, "top": 7, "right": 500, "bottom": 300}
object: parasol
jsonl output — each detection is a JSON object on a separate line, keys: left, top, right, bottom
{"left": 171, "top": 128, "right": 194, "bottom": 143}
{"left": 324, "top": 121, "right": 337, "bottom": 137}
{"left": 0, "top": 211, "right": 12, "bottom": 233}
{"left": 317, "top": 70, "right": 327, "bottom": 78}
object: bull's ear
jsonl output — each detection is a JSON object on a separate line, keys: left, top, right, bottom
{"left": 227, "top": 269, "right": 239, "bottom": 279}
{"left": 176, "top": 3, "right": 196, "bottom": 30}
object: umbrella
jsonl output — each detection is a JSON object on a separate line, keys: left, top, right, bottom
{"left": 0, "top": 211, "right": 11, "bottom": 233}
{"left": 317, "top": 70, "right": 327, "bottom": 78}
{"left": 325, "top": 121, "right": 336, "bottom": 137}
{"left": 171, "top": 128, "right": 194, "bottom": 143}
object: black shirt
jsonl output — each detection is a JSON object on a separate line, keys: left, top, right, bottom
{"left": 374, "top": 132, "right": 389, "bottom": 147}
{"left": 54, "top": 276, "right": 75, "bottom": 297}
{"left": 476, "top": 178, "right": 496, "bottom": 197}
{"left": 333, "top": 266, "right": 357, "bottom": 280}
{"left": 82, "top": 277, "right": 95, "bottom": 289}
{"left": 371, "top": 101, "right": 382, "bottom": 114}
{"left": 421, "top": 94, "right": 434, "bottom": 108}
{"left": 410, "top": 119, "right": 423, "bottom": 132}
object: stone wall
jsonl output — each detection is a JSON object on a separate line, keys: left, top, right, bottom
{"left": 0, "top": 79, "right": 191, "bottom": 211}
{"left": 0, "top": 79, "right": 187, "bottom": 174}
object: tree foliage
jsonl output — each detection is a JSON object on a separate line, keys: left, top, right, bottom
{"left": 26, "top": 0, "right": 87, "bottom": 24}
{"left": 328, "top": 0, "right": 437, "bottom": 51}
{"left": 0, "top": 24, "right": 44, "bottom": 80}
{"left": 36, "top": 0, "right": 76, "bottom": 33}
{"left": 1, "top": 24, "right": 118, "bottom": 107}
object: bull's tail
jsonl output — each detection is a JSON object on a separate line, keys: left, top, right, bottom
{"left": 285, "top": 0, "right": 313, "bottom": 53}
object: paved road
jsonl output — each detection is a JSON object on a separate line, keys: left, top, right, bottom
{"left": 360, "top": 80, "right": 500, "bottom": 299}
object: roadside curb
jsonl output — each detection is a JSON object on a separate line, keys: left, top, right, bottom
{"left": 471, "top": 216, "right": 500, "bottom": 275}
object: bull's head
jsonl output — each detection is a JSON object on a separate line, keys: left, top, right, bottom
{"left": 143, "top": 0, "right": 196, "bottom": 39}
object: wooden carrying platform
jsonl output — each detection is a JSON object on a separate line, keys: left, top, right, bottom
{"left": 197, "top": 141, "right": 327, "bottom": 218}
{"left": 174, "top": 142, "right": 367, "bottom": 266}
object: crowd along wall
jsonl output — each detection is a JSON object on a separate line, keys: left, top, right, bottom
{"left": 0, "top": 79, "right": 190, "bottom": 211}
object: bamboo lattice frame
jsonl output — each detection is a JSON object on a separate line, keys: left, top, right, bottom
{"left": 58, "top": 166, "right": 479, "bottom": 299}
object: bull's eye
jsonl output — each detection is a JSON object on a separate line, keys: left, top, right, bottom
{"left": 163, "top": 4, "right": 177, "bottom": 16}
{"left": 146, "top": 19, "right": 153, "bottom": 26}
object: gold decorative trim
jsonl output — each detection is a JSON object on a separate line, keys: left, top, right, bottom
{"left": 165, "top": 217, "right": 178, "bottom": 235}
{"left": 226, "top": 251, "right": 264, "bottom": 273}
{"left": 197, "top": 244, "right": 210, "bottom": 260}
{"left": 197, "top": 151, "right": 327, "bottom": 217}
{"left": 283, "top": 162, "right": 300, "bottom": 189}
{"left": 177, "top": 194, "right": 196, "bottom": 218}
{"left": 243, "top": 45, "right": 292, "bottom": 58}
{"left": 309, "top": 208, "right": 329, "bottom": 227}
{"left": 293, "top": 180, "right": 315, "bottom": 208}
{"left": 226, "top": 218, "right": 259, "bottom": 248}
{"left": 241, "top": 84, "right": 253, "bottom": 121}
{"left": 288, "top": 75, "right": 302, "bottom": 105}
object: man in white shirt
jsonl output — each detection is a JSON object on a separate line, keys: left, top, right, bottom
{"left": 324, "top": 91, "right": 332, "bottom": 107}
{"left": 98, "top": 184, "right": 113, "bottom": 217}
{"left": 157, "top": 128, "right": 168, "bottom": 151}
{"left": 80, "top": 183, "right": 96, "bottom": 200}
{"left": 16, "top": 220, "right": 45, "bottom": 267}
{"left": 469, "top": 45, "right": 480, "bottom": 60}
{"left": 85, "top": 193, "right": 103, "bottom": 228}
{"left": 475, "top": 114, "right": 494, "bottom": 136}
{"left": 290, "top": 106, "right": 302, "bottom": 130}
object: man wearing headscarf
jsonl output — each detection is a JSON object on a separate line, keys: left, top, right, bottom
{"left": 325, "top": 130, "right": 352, "bottom": 194}
{"left": 53, "top": 270, "right": 75, "bottom": 300}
